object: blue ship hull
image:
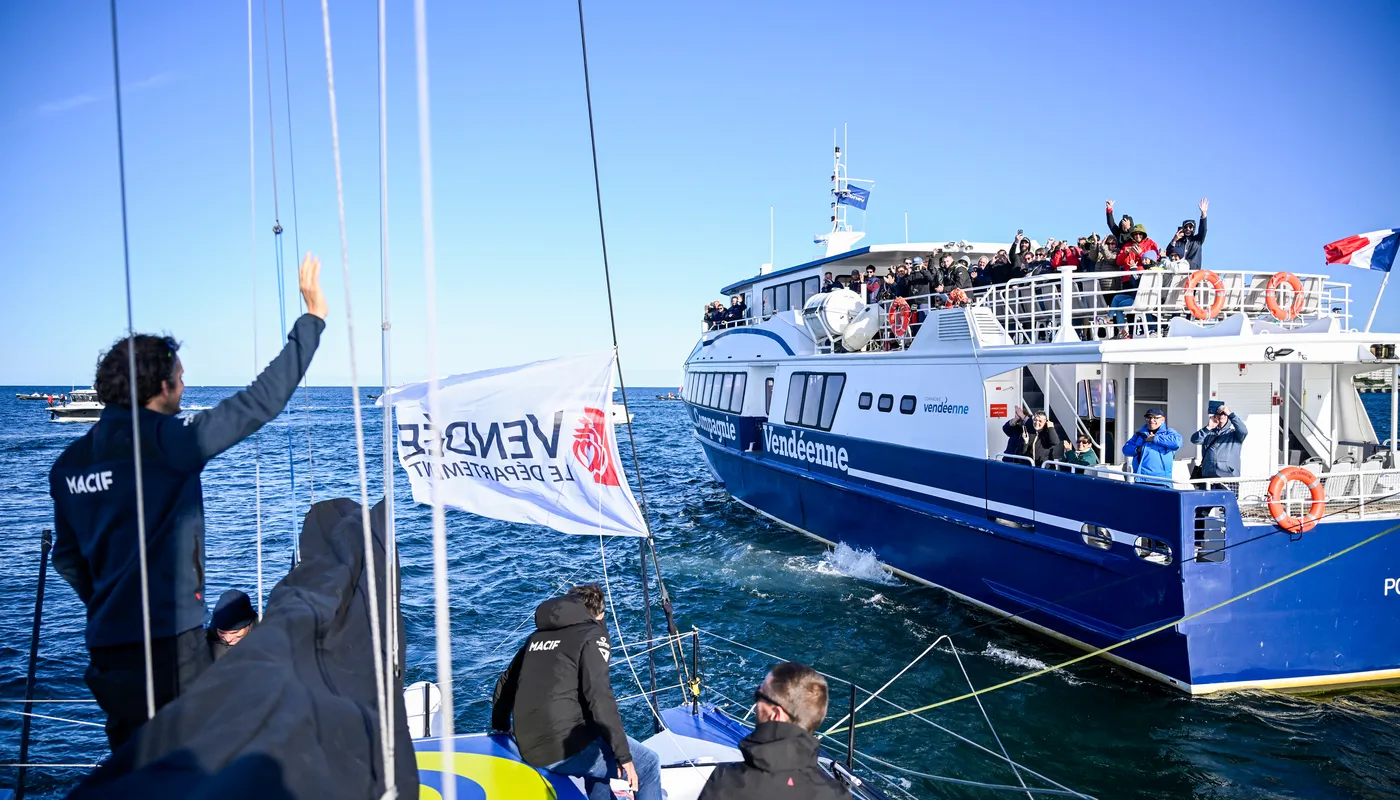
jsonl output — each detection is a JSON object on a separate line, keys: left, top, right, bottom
{"left": 689, "top": 405, "right": 1400, "bottom": 693}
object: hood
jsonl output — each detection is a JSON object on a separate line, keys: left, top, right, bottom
{"left": 534, "top": 595, "right": 597, "bottom": 632}
{"left": 1128, "top": 223, "right": 1148, "bottom": 237}
{"left": 211, "top": 589, "right": 257, "bottom": 632}
{"left": 740, "top": 721, "right": 821, "bottom": 772}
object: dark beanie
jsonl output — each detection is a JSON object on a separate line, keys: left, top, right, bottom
{"left": 211, "top": 589, "right": 257, "bottom": 632}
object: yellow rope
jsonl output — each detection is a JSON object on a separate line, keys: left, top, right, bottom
{"left": 826, "top": 523, "right": 1399, "bottom": 735}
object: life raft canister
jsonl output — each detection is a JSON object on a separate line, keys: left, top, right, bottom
{"left": 888, "top": 297, "right": 912, "bottom": 337}
{"left": 1266, "top": 466, "right": 1325, "bottom": 533}
{"left": 1183, "top": 269, "right": 1226, "bottom": 320}
{"left": 1264, "top": 271, "right": 1306, "bottom": 321}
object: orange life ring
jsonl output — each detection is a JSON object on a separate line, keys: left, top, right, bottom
{"left": 1264, "top": 271, "right": 1306, "bottom": 321}
{"left": 1266, "top": 466, "right": 1325, "bottom": 533}
{"left": 888, "top": 298, "right": 912, "bottom": 337}
{"left": 1183, "top": 269, "right": 1226, "bottom": 320}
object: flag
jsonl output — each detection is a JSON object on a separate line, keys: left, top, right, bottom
{"left": 1324, "top": 228, "right": 1400, "bottom": 273}
{"left": 837, "top": 186, "right": 870, "bottom": 210}
{"left": 384, "top": 351, "right": 648, "bottom": 537}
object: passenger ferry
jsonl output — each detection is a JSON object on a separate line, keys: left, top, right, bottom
{"left": 683, "top": 147, "right": 1400, "bottom": 694}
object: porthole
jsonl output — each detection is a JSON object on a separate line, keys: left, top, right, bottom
{"left": 877, "top": 394, "right": 894, "bottom": 413}
{"left": 858, "top": 392, "right": 873, "bottom": 410}
{"left": 1134, "top": 536, "right": 1173, "bottom": 566}
{"left": 899, "top": 395, "right": 916, "bottom": 415}
{"left": 1080, "top": 523, "right": 1113, "bottom": 551}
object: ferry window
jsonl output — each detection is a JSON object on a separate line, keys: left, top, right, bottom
{"left": 700, "top": 373, "right": 712, "bottom": 406}
{"left": 708, "top": 374, "right": 724, "bottom": 408}
{"left": 1076, "top": 379, "right": 1117, "bottom": 419}
{"left": 784, "top": 375, "right": 806, "bottom": 424}
{"left": 900, "top": 395, "right": 916, "bottom": 415}
{"left": 730, "top": 373, "right": 747, "bottom": 413}
{"left": 858, "top": 392, "right": 873, "bottom": 410}
{"left": 800, "top": 374, "right": 824, "bottom": 426}
{"left": 720, "top": 374, "right": 735, "bottom": 412}
{"left": 762, "top": 287, "right": 774, "bottom": 316}
{"left": 805, "top": 277, "right": 819, "bottom": 302}
{"left": 776, "top": 283, "right": 790, "bottom": 313}
{"left": 765, "top": 378, "right": 774, "bottom": 415}
{"left": 818, "top": 376, "right": 845, "bottom": 429}
{"left": 1193, "top": 507, "right": 1226, "bottom": 563}
{"left": 1133, "top": 377, "right": 1168, "bottom": 420}
{"left": 877, "top": 394, "right": 894, "bottom": 412}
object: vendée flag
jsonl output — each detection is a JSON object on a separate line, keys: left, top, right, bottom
{"left": 383, "top": 351, "right": 648, "bottom": 538}
{"left": 1323, "top": 228, "right": 1400, "bottom": 273}
{"left": 837, "top": 186, "right": 870, "bottom": 210}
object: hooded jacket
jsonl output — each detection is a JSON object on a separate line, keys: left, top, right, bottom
{"left": 1116, "top": 225, "right": 1160, "bottom": 269}
{"left": 491, "top": 596, "right": 632, "bottom": 768}
{"left": 1106, "top": 209, "right": 1135, "bottom": 246}
{"left": 1122, "top": 425, "right": 1183, "bottom": 480}
{"left": 1190, "top": 413, "right": 1247, "bottom": 478}
{"left": 1166, "top": 215, "right": 1207, "bottom": 271}
{"left": 50, "top": 314, "right": 323, "bottom": 649}
{"left": 697, "top": 721, "right": 850, "bottom": 800}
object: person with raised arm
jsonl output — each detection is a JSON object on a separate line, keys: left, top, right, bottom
{"left": 49, "top": 254, "right": 328, "bottom": 750}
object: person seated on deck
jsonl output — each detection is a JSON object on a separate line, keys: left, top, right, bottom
{"left": 723, "top": 295, "right": 748, "bottom": 322}
{"left": 697, "top": 662, "right": 851, "bottom": 800}
{"left": 207, "top": 589, "right": 258, "bottom": 662}
{"left": 1122, "top": 408, "right": 1182, "bottom": 483}
{"left": 821, "top": 272, "right": 838, "bottom": 293}
{"left": 492, "top": 584, "right": 662, "bottom": 800}
{"left": 1190, "top": 400, "right": 1248, "bottom": 485}
{"left": 1062, "top": 434, "right": 1100, "bottom": 470}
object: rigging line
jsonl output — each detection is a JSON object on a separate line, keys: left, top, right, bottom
{"left": 411, "top": 3, "right": 456, "bottom": 798}
{"left": 695, "top": 634, "right": 1086, "bottom": 796}
{"left": 822, "top": 742, "right": 1094, "bottom": 800}
{"left": 319, "top": 2, "right": 394, "bottom": 793}
{"left": 247, "top": 0, "right": 265, "bottom": 616}
{"left": 0, "top": 709, "right": 103, "bottom": 729}
{"left": 259, "top": 0, "right": 299, "bottom": 574}
{"left": 828, "top": 522, "right": 1400, "bottom": 736}
{"left": 376, "top": 0, "right": 400, "bottom": 773}
{"left": 108, "top": 0, "right": 157, "bottom": 722}
{"left": 275, "top": 0, "right": 314, "bottom": 512}
{"left": 488, "top": 545, "right": 617, "bottom": 654}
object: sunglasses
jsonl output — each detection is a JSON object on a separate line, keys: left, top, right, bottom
{"left": 1077, "top": 439, "right": 1090, "bottom": 445}
{"left": 754, "top": 688, "right": 787, "bottom": 717}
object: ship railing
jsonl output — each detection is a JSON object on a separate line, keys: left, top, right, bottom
{"left": 1182, "top": 466, "right": 1400, "bottom": 523}
{"left": 964, "top": 267, "right": 1350, "bottom": 344}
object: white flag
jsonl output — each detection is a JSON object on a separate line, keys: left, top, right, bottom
{"left": 385, "top": 351, "right": 648, "bottom": 538}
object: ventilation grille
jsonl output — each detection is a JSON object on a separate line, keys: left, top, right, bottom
{"left": 938, "top": 312, "right": 972, "bottom": 341}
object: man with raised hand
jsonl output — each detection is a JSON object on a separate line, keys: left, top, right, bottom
{"left": 492, "top": 583, "right": 662, "bottom": 800}
{"left": 50, "top": 253, "right": 328, "bottom": 750}
{"left": 698, "top": 662, "right": 850, "bottom": 799}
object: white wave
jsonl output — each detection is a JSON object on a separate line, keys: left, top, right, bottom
{"left": 815, "top": 543, "right": 897, "bottom": 585}
{"left": 982, "top": 644, "right": 1082, "bottom": 685}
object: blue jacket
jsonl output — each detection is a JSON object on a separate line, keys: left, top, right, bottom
{"left": 1190, "top": 413, "right": 1248, "bottom": 478}
{"left": 1121, "top": 425, "right": 1182, "bottom": 480}
{"left": 50, "top": 314, "right": 323, "bottom": 648}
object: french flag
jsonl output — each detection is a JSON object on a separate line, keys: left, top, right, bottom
{"left": 1324, "top": 228, "right": 1400, "bottom": 273}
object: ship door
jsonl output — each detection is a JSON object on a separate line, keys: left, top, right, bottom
{"left": 985, "top": 455, "right": 1036, "bottom": 529}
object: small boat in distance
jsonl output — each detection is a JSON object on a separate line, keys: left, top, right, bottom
{"left": 656, "top": 392, "right": 683, "bottom": 400}
{"left": 49, "top": 389, "right": 104, "bottom": 423}
{"left": 16, "top": 391, "right": 47, "bottom": 400}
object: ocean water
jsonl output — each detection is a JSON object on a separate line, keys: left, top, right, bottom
{"left": 1, "top": 386, "right": 1398, "bottom": 799}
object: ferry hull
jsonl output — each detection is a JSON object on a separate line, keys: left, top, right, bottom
{"left": 693, "top": 423, "right": 1400, "bottom": 694}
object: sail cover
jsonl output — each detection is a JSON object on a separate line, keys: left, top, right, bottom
{"left": 386, "top": 350, "right": 649, "bottom": 537}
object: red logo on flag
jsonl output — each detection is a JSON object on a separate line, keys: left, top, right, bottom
{"left": 573, "top": 407, "right": 621, "bottom": 486}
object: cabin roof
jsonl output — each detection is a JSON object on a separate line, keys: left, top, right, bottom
{"left": 720, "top": 241, "right": 1010, "bottom": 295}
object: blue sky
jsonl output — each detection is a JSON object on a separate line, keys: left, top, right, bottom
{"left": 2, "top": 0, "right": 1397, "bottom": 387}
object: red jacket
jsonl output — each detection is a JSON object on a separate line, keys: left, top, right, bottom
{"left": 1116, "top": 238, "right": 1159, "bottom": 268}
{"left": 1051, "top": 247, "right": 1081, "bottom": 268}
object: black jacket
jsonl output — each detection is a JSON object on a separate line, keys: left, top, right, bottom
{"left": 987, "top": 257, "right": 1018, "bottom": 285}
{"left": 492, "top": 596, "right": 631, "bottom": 767}
{"left": 906, "top": 268, "right": 932, "bottom": 298}
{"left": 50, "top": 314, "right": 323, "bottom": 649}
{"left": 1002, "top": 418, "right": 1062, "bottom": 466}
{"left": 723, "top": 302, "right": 748, "bottom": 321}
{"left": 1166, "top": 215, "right": 1207, "bottom": 270}
{"left": 698, "top": 721, "right": 850, "bottom": 800}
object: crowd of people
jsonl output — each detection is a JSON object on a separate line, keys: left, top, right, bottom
{"left": 704, "top": 295, "right": 748, "bottom": 330}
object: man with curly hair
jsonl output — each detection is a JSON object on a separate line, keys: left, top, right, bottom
{"left": 49, "top": 254, "right": 328, "bottom": 750}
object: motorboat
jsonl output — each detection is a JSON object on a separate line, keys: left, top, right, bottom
{"left": 16, "top": 391, "right": 47, "bottom": 400}
{"left": 49, "top": 389, "right": 104, "bottom": 423}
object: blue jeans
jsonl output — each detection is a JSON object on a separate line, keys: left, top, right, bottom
{"left": 545, "top": 736, "right": 661, "bottom": 800}
{"left": 1108, "top": 293, "right": 1134, "bottom": 326}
